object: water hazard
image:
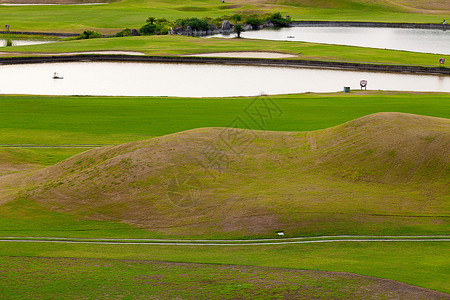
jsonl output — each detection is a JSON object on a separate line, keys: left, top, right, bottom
{"left": 0, "top": 62, "right": 448, "bottom": 97}
{"left": 0, "top": 39, "right": 56, "bottom": 47}
{"left": 209, "top": 27, "right": 450, "bottom": 55}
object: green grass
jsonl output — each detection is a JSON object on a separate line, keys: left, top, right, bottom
{"left": 2, "top": 35, "right": 449, "bottom": 67}
{"left": 0, "top": 147, "right": 90, "bottom": 167}
{"left": 0, "top": 92, "right": 448, "bottom": 296}
{"left": 0, "top": 198, "right": 167, "bottom": 238}
{"left": 1, "top": 92, "right": 448, "bottom": 169}
{"left": 0, "top": 34, "right": 65, "bottom": 40}
{"left": 0, "top": 0, "right": 448, "bottom": 33}
{"left": 0, "top": 241, "right": 448, "bottom": 294}
{"left": 0, "top": 255, "right": 447, "bottom": 299}
{"left": 1, "top": 92, "right": 449, "bottom": 146}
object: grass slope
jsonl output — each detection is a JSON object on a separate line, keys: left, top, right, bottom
{"left": 2, "top": 35, "right": 449, "bottom": 66}
{"left": 0, "top": 0, "right": 449, "bottom": 33}
{"left": 13, "top": 112, "right": 449, "bottom": 237}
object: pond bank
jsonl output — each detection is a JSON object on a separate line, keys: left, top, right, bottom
{"left": 0, "top": 54, "right": 448, "bottom": 75}
{"left": 291, "top": 21, "right": 450, "bottom": 30}
{"left": 2, "top": 21, "right": 449, "bottom": 38}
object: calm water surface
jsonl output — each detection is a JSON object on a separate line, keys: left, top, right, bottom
{"left": 210, "top": 27, "right": 450, "bottom": 55}
{"left": 0, "top": 62, "right": 448, "bottom": 97}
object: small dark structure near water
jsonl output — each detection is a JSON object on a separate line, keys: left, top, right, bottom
{"left": 360, "top": 80, "right": 367, "bottom": 90}
{"left": 53, "top": 72, "right": 63, "bottom": 79}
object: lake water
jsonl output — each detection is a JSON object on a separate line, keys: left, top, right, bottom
{"left": 0, "top": 39, "right": 56, "bottom": 47}
{"left": 0, "top": 62, "right": 448, "bottom": 97}
{"left": 209, "top": 27, "right": 450, "bottom": 55}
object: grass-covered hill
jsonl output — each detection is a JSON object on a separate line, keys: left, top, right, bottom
{"left": 16, "top": 112, "right": 449, "bottom": 238}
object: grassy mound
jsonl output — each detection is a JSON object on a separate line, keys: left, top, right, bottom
{"left": 20, "top": 112, "right": 449, "bottom": 237}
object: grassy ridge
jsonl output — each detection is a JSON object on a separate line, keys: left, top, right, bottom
{"left": 2, "top": 35, "right": 449, "bottom": 67}
{"left": 0, "top": 0, "right": 449, "bottom": 33}
{"left": 9, "top": 113, "right": 446, "bottom": 238}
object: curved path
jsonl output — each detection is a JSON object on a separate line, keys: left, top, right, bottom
{"left": 1, "top": 235, "right": 449, "bottom": 246}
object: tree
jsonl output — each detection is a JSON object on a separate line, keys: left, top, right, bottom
{"left": 234, "top": 24, "right": 243, "bottom": 38}
{"left": 77, "top": 30, "right": 102, "bottom": 39}
{"left": 146, "top": 17, "right": 156, "bottom": 25}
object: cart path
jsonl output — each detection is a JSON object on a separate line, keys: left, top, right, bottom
{"left": 1, "top": 235, "right": 449, "bottom": 246}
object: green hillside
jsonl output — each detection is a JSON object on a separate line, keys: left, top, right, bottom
{"left": 14, "top": 112, "right": 448, "bottom": 237}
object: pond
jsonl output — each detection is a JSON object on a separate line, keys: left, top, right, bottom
{"left": 209, "top": 27, "right": 450, "bottom": 55}
{"left": 0, "top": 39, "right": 56, "bottom": 47}
{"left": 0, "top": 62, "right": 448, "bottom": 97}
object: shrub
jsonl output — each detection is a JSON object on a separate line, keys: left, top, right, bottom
{"left": 267, "top": 12, "right": 290, "bottom": 26}
{"left": 175, "top": 17, "right": 209, "bottom": 31}
{"left": 155, "top": 18, "right": 172, "bottom": 25}
{"left": 245, "top": 15, "right": 263, "bottom": 28}
{"left": 77, "top": 30, "right": 102, "bottom": 39}
{"left": 139, "top": 23, "right": 158, "bottom": 35}
{"left": 230, "top": 14, "right": 241, "bottom": 22}
{"left": 139, "top": 17, "right": 175, "bottom": 35}
{"left": 115, "top": 28, "right": 132, "bottom": 37}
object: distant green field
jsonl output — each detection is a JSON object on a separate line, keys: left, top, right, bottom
{"left": 0, "top": 0, "right": 448, "bottom": 33}
{"left": 1, "top": 92, "right": 449, "bottom": 143}
{"left": 2, "top": 35, "right": 448, "bottom": 67}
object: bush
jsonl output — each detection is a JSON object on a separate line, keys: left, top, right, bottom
{"left": 267, "top": 12, "right": 290, "bottom": 26}
{"left": 155, "top": 18, "right": 172, "bottom": 25}
{"left": 77, "top": 30, "right": 102, "bottom": 39}
{"left": 139, "top": 17, "right": 175, "bottom": 35}
{"left": 115, "top": 28, "right": 132, "bottom": 37}
{"left": 230, "top": 14, "right": 241, "bottom": 22}
{"left": 139, "top": 23, "right": 158, "bottom": 35}
{"left": 175, "top": 17, "right": 209, "bottom": 31}
{"left": 245, "top": 15, "right": 264, "bottom": 28}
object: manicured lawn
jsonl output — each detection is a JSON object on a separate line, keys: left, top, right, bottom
{"left": 1, "top": 92, "right": 449, "bottom": 146}
{"left": 0, "top": 92, "right": 448, "bottom": 297}
{"left": 0, "top": 254, "right": 448, "bottom": 299}
{"left": 0, "top": 241, "right": 448, "bottom": 294}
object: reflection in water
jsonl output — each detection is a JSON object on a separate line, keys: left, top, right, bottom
{"left": 209, "top": 27, "right": 450, "bottom": 55}
{"left": 0, "top": 62, "right": 448, "bottom": 97}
